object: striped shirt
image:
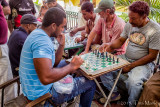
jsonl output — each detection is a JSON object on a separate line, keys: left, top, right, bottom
{"left": 19, "top": 29, "right": 55, "bottom": 100}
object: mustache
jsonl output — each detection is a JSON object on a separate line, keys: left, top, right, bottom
{"left": 130, "top": 23, "right": 136, "bottom": 26}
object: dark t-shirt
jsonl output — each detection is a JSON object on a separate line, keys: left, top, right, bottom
{"left": 8, "top": 0, "right": 36, "bottom": 19}
{"left": 0, "top": 0, "right": 9, "bottom": 7}
{"left": 8, "top": 0, "right": 36, "bottom": 27}
{"left": 8, "top": 27, "right": 28, "bottom": 76}
{"left": 0, "top": 5, "right": 8, "bottom": 44}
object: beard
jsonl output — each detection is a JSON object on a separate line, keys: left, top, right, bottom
{"left": 50, "top": 31, "right": 57, "bottom": 37}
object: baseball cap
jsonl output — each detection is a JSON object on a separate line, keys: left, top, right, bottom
{"left": 20, "top": 14, "right": 41, "bottom": 25}
{"left": 46, "top": 0, "right": 56, "bottom": 3}
{"left": 94, "top": 0, "right": 114, "bottom": 13}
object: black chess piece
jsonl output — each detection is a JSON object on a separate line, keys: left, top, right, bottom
{"left": 102, "top": 52, "right": 104, "bottom": 58}
{"left": 97, "top": 53, "right": 99, "bottom": 57}
{"left": 108, "top": 55, "right": 111, "bottom": 62}
{"left": 106, "top": 52, "right": 108, "bottom": 57}
{"left": 117, "top": 58, "right": 119, "bottom": 63}
{"left": 113, "top": 56, "right": 115, "bottom": 64}
{"left": 95, "top": 50, "right": 97, "bottom": 55}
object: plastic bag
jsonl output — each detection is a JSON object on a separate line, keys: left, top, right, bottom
{"left": 53, "top": 75, "right": 74, "bottom": 94}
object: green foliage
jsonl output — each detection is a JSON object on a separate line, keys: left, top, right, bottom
{"left": 115, "top": 0, "right": 160, "bottom": 23}
{"left": 118, "top": 12, "right": 129, "bottom": 23}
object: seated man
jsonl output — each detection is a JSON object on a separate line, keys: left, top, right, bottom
{"left": 67, "top": 1, "right": 100, "bottom": 58}
{"left": 19, "top": 7, "right": 96, "bottom": 107}
{"left": 1, "top": 0, "right": 11, "bottom": 15}
{"left": 83, "top": 0, "right": 126, "bottom": 55}
{"left": 137, "top": 71, "right": 160, "bottom": 107}
{"left": 74, "top": 1, "right": 100, "bottom": 46}
{"left": 99, "top": 1, "right": 160, "bottom": 106}
{"left": 69, "top": 0, "right": 90, "bottom": 36}
{"left": 8, "top": 14, "right": 39, "bottom": 77}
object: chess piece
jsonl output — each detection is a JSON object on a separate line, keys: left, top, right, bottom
{"left": 113, "top": 56, "right": 115, "bottom": 64}
{"left": 93, "top": 50, "right": 94, "bottom": 54}
{"left": 95, "top": 49, "right": 97, "bottom": 55}
{"left": 117, "top": 58, "right": 119, "bottom": 63}
{"left": 107, "top": 55, "right": 111, "bottom": 62}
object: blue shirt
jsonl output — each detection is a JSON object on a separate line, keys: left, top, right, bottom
{"left": 19, "top": 29, "right": 55, "bottom": 100}
{"left": 8, "top": 27, "right": 28, "bottom": 76}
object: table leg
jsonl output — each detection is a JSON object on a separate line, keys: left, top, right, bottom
{"left": 76, "top": 47, "right": 84, "bottom": 55}
{"left": 93, "top": 78, "right": 112, "bottom": 107}
{"left": 104, "top": 68, "right": 122, "bottom": 107}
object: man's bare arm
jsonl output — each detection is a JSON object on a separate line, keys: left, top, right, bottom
{"left": 99, "top": 37, "right": 127, "bottom": 53}
{"left": 33, "top": 56, "right": 83, "bottom": 85}
{"left": 84, "top": 30, "right": 99, "bottom": 53}
{"left": 70, "top": 26, "right": 85, "bottom": 36}
{"left": 110, "top": 37, "right": 127, "bottom": 50}
{"left": 123, "top": 49, "right": 159, "bottom": 73}
{"left": 54, "top": 34, "right": 65, "bottom": 66}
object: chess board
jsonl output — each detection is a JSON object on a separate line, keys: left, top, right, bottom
{"left": 68, "top": 51, "right": 130, "bottom": 80}
{"left": 53, "top": 33, "right": 83, "bottom": 50}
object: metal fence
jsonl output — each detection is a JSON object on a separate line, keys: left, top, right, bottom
{"left": 65, "top": 11, "right": 78, "bottom": 30}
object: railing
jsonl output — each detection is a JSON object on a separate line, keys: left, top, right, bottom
{"left": 65, "top": 11, "right": 78, "bottom": 30}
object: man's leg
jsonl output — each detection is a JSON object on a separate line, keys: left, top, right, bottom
{"left": 137, "top": 71, "right": 160, "bottom": 107}
{"left": 100, "top": 70, "right": 119, "bottom": 93}
{"left": 0, "top": 44, "right": 15, "bottom": 104}
{"left": 99, "top": 54, "right": 130, "bottom": 93}
{"left": 45, "top": 76, "right": 96, "bottom": 107}
{"left": 56, "top": 60, "right": 68, "bottom": 68}
{"left": 125, "top": 63, "right": 154, "bottom": 107}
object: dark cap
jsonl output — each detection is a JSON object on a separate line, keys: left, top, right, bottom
{"left": 46, "top": 0, "right": 56, "bottom": 3}
{"left": 20, "top": 14, "right": 41, "bottom": 25}
{"left": 94, "top": 0, "right": 114, "bottom": 13}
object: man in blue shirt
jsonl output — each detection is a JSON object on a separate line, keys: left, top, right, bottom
{"left": 8, "top": 14, "right": 40, "bottom": 77}
{"left": 19, "top": 7, "right": 96, "bottom": 107}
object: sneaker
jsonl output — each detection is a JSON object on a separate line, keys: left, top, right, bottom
{"left": 111, "top": 92, "right": 121, "bottom": 101}
{"left": 98, "top": 92, "right": 121, "bottom": 104}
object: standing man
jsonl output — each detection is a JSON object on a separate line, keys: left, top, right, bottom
{"left": 0, "top": 4, "right": 15, "bottom": 104}
{"left": 0, "top": 0, "right": 10, "bottom": 15}
{"left": 83, "top": 0, "right": 126, "bottom": 55}
{"left": 8, "top": 14, "right": 39, "bottom": 77}
{"left": 8, "top": 0, "right": 36, "bottom": 33}
{"left": 99, "top": 1, "right": 160, "bottom": 106}
{"left": 19, "top": 7, "right": 96, "bottom": 107}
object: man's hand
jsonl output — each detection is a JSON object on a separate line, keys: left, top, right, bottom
{"left": 56, "top": 33, "right": 65, "bottom": 46}
{"left": 70, "top": 29, "right": 78, "bottom": 37}
{"left": 70, "top": 56, "right": 84, "bottom": 72}
{"left": 75, "top": 36, "right": 85, "bottom": 43}
{"left": 75, "top": 37, "right": 81, "bottom": 43}
{"left": 81, "top": 31, "right": 87, "bottom": 38}
{"left": 80, "top": 51, "right": 88, "bottom": 55}
{"left": 99, "top": 43, "right": 113, "bottom": 53}
{"left": 122, "top": 65, "right": 133, "bottom": 73}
